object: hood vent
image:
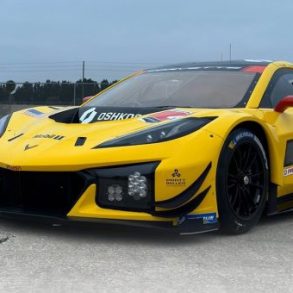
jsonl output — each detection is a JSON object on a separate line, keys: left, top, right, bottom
{"left": 75, "top": 137, "right": 87, "bottom": 146}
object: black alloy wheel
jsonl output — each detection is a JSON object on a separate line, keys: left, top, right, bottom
{"left": 217, "top": 128, "right": 269, "bottom": 234}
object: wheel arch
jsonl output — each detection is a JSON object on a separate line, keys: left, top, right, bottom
{"left": 231, "top": 121, "right": 269, "bottom": 164}
{"left": 208, "top": 114, "right": 282, "bottom": 186}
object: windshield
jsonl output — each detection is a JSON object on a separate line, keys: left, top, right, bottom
{"left": 86, "top": 70, "right": 258, "bottom": 108}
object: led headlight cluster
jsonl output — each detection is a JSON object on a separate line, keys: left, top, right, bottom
{"left": 128, "top": 172, "right": 148, "bottom": 200}
{"left": 107, "top": 184, "right": 123, "bottom": 202}
{"left": 93, "top": 162, "right": 158, "bottom": 211}
{"left": 97, "top": 117, "right": 215, "bottom": 148}
{"left": 105, "top": 171, "right": 148, "bottom": 203}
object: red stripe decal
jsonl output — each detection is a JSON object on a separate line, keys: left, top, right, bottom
{"left": 241, "top": 66, "right": 267, "bottom": 73}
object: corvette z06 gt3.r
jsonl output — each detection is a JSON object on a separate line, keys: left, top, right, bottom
{"left": 0, "top": 60, "right": 293, "bottom": 235}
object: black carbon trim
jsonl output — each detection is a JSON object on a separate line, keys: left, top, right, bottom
{"left": 8, "top": 133, "right": 24, "bottom": 142}
{"left": 0, "top": 210, "right": 219, "bottom": 235}
{"left": 75, "top": 137, "right": 87, "bottom": 146}
{"left": 285, "top": 140, "right": 293, "bottom": 167}
{"left": 151, "top": 186, "right": 210, "bottom": 218}
{"left": 277, "top": 193, "right": 293, "bottom": 204}
{"left": 156, "top": 163, "right": 211, "bottom": 209}
{"left": 276, "top": 193, "right": 293, "bottom": 213}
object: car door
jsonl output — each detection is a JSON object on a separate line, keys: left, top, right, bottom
{"left": 260, "top": 68, "right": 293, "bottom": 198}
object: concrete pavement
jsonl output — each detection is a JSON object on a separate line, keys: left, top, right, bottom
{"left": 0, "top": 213, "right": 293, "bottom": 293}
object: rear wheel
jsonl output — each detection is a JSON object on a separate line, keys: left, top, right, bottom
{"left": 216, "top": 128, "right": 269, "bottom": 234}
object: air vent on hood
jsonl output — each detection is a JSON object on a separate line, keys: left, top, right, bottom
{"left": 75, "top": 137, "right": 87, "bottom": 146}
{"left": 50, "top": 107, "right": 80, "bottom": 123}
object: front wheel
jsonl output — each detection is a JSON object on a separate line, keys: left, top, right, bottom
{"left": 216, "top": 128, "right": 269, "bottom": 234}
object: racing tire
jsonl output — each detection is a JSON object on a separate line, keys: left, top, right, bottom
{"left": 216, "top": 128, "right": 269, "bottom": 234}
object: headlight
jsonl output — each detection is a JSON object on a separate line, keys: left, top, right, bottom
{"left": 97, "top": 117, "right": 215, "bottom": 148}
{"left": 0, "top": 115, "right": 11, "bottom": 137}
{"left": 91, "top": 162, "right": 158, "bottom": 211}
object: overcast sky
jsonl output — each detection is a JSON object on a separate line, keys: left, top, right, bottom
{"left": 1, "top": 0, "right": 292, "bottom": 82}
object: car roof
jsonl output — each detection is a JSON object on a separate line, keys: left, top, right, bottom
{"left": 147, "top": 60, "right": 272, "bottom": 72}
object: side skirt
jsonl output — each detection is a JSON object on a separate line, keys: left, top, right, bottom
{"left": 276, "top": 193, "right": 293, "bottom": 213}
{"left": 266, "top": 186, "right": 293, "bottom": 215}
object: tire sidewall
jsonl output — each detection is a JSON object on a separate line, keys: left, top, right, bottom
{"left": 216, "top": 128, "right": 269, "bottom": 234}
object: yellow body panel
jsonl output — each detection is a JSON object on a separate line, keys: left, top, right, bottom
{"left": 1, "top": 60, "right": 293, "bottom": 229}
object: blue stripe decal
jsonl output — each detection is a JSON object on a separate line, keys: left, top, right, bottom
{"left": 183, "top": 213, "right": 217, "bottom": 224}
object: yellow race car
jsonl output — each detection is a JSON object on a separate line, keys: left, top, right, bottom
{"left": 1, "top": 60, "right": 293, "bottom": 234}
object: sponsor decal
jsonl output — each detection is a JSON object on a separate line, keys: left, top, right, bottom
{"left": 33, "top": 134, "right": 65, "bottom": 140}
{"left": 228, "top": 132, "right": 254, "bottom": 149}
{"left": 4, "top": 165, "right": 22, "bottom": 171}
{"left": 95, "top": 112, "right": 141, "bottom": 121}
{"left": 142, "top": 109, "right": 191, "bottom": 123}
{"left": 179, "top": 213, "right": 217, "bottom": 225}
{"left": 25, "top": 109, "right": 45, "bottom": 117}
{"left": 80, "top": 107, "right": 97, "bottom": 123}
{"left": 24, "top": 144, "right": 38, "bottom": 151}
{"left": 234, "top": 131, "right": 254, "bottom": 141}
{"left": 191, "top": 213, "right": 217, "bottom": 224}
{"left": 166, "top": 169, "right": 186, "bottom": 186}
{"left": 172, "top": 169, "right": 180, "bottom": 177}
{"left": 228, "top": 132, "right": 268, "bottom": 169}
{"left": 228, "top": 140, "right": 237, "bottom": 150}
{"left": 284, "top": 166, "right": 293, "bottom": 177}
{"left": 79, "top": 107, "right": 141, "bottom": 123}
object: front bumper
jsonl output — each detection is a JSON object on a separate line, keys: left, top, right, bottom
{"left": 0, "top": 161, "right": 219, "bottom": 234}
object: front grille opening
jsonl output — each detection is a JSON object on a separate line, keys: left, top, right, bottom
{"left": 0, "top": 169, "right": 86, "bottom": 217}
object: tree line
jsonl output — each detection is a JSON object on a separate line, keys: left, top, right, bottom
{"left": 0, "top": 78, "right": 117, "bottom": 105}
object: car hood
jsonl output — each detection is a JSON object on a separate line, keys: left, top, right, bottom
{"left": 0, "top": 105, "right": 237, "bottom": 170}
{"left": 6, "top": 105, "right": 228, "bottom": 140}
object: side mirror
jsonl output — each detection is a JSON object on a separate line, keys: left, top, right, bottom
{"left": 274, "top": 96, "right": 293, "bottom": 113}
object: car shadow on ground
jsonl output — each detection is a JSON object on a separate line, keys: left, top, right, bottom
{"left": 0, "top": 211, "right": 293, "bottom": 245}
{"left": 258, "top": 210, "right": 293, "bottom": 227}
{"left": 0, "top": 216, "right": 217, "bottom": 245}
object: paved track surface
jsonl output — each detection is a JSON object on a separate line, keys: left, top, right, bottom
{"left": 0, "top": 213, "right": 293, "bottom": 293}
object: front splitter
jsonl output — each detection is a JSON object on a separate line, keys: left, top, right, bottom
{"left": 0, "top": 209, "right": 219, "bottom": 235}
